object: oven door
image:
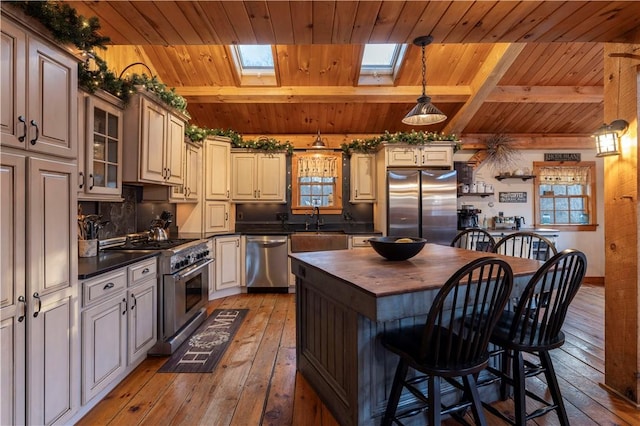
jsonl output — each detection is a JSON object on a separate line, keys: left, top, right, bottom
{"left": 162, "top": 258, "right": 213, "bottom": 339}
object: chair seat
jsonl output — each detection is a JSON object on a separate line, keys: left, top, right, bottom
{"left": 382, "top": 324, "right": 491, "bottom": 377}
{"left": 491, "top": 310, "right": 565, "bottom": 352}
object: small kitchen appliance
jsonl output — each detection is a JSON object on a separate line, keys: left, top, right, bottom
{"left": 457, "top": 206, "right": 482, "bottom": 230}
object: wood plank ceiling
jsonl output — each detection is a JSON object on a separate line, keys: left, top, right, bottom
{"left": 65, "top": 1, "right": 640, "bottom": 145}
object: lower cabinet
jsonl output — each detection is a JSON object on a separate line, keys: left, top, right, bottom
{"left": 215, "top": 236, "right": 242, "bottom": 291}
{"left": 79, "top": 258, "right": 157, "bottom": 406}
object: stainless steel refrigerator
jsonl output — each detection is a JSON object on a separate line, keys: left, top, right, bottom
{"left": 387, "top": 169, "right": 458, "bottom": 245}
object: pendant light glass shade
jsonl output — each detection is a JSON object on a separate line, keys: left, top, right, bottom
{"left": 402, "top": 35, "right": 446, "bottom": 126}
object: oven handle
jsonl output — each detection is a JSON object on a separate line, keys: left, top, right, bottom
{"left": 172, "top": 258, "right": 213, "bottom": 281}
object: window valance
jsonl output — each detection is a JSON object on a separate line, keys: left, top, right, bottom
{"left": 538, "top": 166, "right": 590, "bottom": 184}
{"left": 297, "top": 155, "right": 338, "bottom": 178}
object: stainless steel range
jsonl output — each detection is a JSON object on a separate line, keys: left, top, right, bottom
{"left": 102, "top": 235, "right": 212, "bottom": 355}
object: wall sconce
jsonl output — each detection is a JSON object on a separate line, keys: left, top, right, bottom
{"left": 593, "top": 119, "right": 628, "bottom": 157}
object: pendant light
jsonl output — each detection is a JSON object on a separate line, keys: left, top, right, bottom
{"left": 311, "top": 130, "right": 327, "bottom": 148}
{"left": 402, "top": 35, "right": 447, "bottom": 126}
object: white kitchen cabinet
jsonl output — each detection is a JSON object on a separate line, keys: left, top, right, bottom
{"left": 0, "top": 153, "right": 79, "bottom": 425}
{"left": 1, "top": 18, "right": 78, "bottom": 159}
{"left": 79, "top": 257, "right": 157, "bottom": 406}
{"left": 350, "top": 153, "right": 376, "bottom": 202}
{"left": 385, "top": 145, "right": 453, "bottom": 168}
{"left": 231, "top": 151, "right": 286, "bottom": 202}
{"left": 205, "top": 136, "right": 231, "bottom": 200}
{"left": 122, "top": 92, "right": 187, "bottom": 185}
{"left": 205, "top": 201, "right": 231, "bottom": 233}
{"left": 215, "top": 236, "right": 242, "bottom": 291}
{"left": 77, "top": 90, "right": 124, "bottom": 201}
{"left": 81, "top": 291, "right": 127, "bottom": 404}
{"left": 160, "top": 141, "right": 201, "bottom": 203}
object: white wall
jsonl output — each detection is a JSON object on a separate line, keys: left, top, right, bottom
{"left": 453, "top": 149, "right": 605, "bottom": 278}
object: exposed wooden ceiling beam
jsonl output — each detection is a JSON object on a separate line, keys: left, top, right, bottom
{"left": 177, "top": 85, "right": 471, "bottom": 103}
{"left": 443, "top": 43, "right": 527, "bottom": 135}
{"left": 178, "top": 85, "right": 601, "bottom": 104}
{"left": 486, "top": 86, "right": 603, "bottom": 103}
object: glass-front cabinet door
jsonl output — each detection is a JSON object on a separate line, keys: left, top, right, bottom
{"left": 85, "top": 95, "right": 123, "bottom": 196}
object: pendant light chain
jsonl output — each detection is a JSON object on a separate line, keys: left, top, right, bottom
{"left": 421, "top": 43, "right": 427, "bottom": 98}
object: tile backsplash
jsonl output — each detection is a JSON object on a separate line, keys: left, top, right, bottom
{"left": 78, "top": 185, "right": 178, "bottom": 240}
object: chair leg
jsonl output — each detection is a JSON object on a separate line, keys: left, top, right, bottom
{"left": 499, "top": 348, "right": 511, "bottom": 400}
{"left": 512, "top": 350, "right": 527, "bottom": 426}
{"left": 382, "top": 360, "right": 408, "bottom": 426}
{"left": 539, "top": 351, "right": 570, "bottom": 426}
{"left": 428, "top": 375, "right": 441, "bottom": 426}
{"left": 462, "top": 374, "right": 488, "bottom": 426}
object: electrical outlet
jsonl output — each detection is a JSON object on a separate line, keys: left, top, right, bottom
{"left": 238, "top": 212, "right": 244, "bottom": 220}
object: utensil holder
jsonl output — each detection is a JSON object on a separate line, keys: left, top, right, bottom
{"left": 78, "top": 239, "right": 98, "bottom": 257}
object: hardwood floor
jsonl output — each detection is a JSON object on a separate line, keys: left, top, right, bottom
{"left": 77, "top": 284, "right": 639, "bottom": 425}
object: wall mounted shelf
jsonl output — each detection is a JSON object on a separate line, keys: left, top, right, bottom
{"left": 494, "top": 175, "right": 536, "bottom": 182}
{"left": 458, "top": 193, "right": 494, "bottom": 198}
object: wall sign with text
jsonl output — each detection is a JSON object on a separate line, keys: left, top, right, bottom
{"left": 499, "top": 192, "right": 527, "bottom": 203}
{"left": 544, "top": 153, "right": 581, "bottom": 162}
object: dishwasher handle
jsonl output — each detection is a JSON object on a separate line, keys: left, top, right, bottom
{"left": 247, "top": 236, "right": 288, "bottom": 247}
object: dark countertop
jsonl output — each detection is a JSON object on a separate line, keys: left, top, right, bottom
{"left": 487, "top": 227, "right": 560, "bottom": 236}
{"left": 78, "top": 251, "right": 159, "bottom": 280}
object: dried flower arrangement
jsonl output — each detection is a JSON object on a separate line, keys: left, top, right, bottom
{"left": 483, "top": 134, "right": 522, "bottom": 175}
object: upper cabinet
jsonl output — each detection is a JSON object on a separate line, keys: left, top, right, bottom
{"left": 78, "top": 90, "right": 124, "bottom": 201}
{"left": 1, "top": 18, "right": 77, "bottom": 158}
{"left": 350, "top": 153, "right": 376, "bottom": 203}
{"left": 205, "top": 137, "right": 231, "bottom": 200}
{"left": 231, "top": 151, "right": 286, "bottom": 202}
{"left": 122, "top": 92, "right": 187, "bottom": 185}
{"left": 385, "top": 145, "right": 453, "bottom": 168}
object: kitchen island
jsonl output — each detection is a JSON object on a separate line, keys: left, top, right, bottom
{"left": 289, "top": 244, "right": 544, "bottom": 426}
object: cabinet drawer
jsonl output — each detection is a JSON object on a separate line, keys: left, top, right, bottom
{"left": 129, "top": 258, "right": 157, "bottom": 286}
{"left": 83, "top": 269, "right": 127, "bottom": 307}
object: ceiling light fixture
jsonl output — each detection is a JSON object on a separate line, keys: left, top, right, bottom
{"left": 593, "top": 119, "right": 628, "bottom": 157}
{"left": 402, "top": 35, "right": 447, "bottom": 126}
{"left": 312, "top": 130, "right": 327, "bottom": 148}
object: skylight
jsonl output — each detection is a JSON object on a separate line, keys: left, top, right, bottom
{"left": 229, "top": 44, "right": 276, "bottom": 86}
{"left": 359, "top": 43, "right": 407, "bottom": 85}
{"left": 236, "top": 45, "right": 274, "bottom": 69}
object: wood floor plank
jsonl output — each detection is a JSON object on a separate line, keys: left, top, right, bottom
{"left": 75, "top": 284, "right": 639, "bottom": 426}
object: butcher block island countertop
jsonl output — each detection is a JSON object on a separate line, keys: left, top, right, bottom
{"left": 289, "top": 244, "right": 544, "bottom": 426}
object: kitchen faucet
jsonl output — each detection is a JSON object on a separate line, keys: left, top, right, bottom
{"left": 311, "top": 206, "right": 323, "bottom": 231}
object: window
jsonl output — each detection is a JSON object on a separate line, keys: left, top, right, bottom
{"left": 533, "top": 161, "right": 597, "bottom": 231}
{"left": 229, "top": 44, "right": 276, "bottom": 86}
{"left": 291, "top": 152, "right": 343, "bottom": 214}
{"left": 358, "top": 43, "right": 407, "bottom": 86}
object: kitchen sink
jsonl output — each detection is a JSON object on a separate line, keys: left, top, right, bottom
{"left": 290, "top": 232, "right": 349, "bottom": 253}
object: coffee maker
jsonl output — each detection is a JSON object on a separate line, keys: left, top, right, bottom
{"left": 457, "top": 205, "right": 481, "bottom": 229}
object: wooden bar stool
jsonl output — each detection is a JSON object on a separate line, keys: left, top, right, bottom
{"left": 380, "top": 257, "right": 513, "bottom": 425}
{"left": 450, "top": 228, "right": 497, "bottom": 252}
{"left": 483, "top": 249, "right": 587, "bottom": 426}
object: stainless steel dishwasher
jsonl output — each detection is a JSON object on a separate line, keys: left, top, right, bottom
{"left": 245, "top": 235, "right": 289, "bottom": 293}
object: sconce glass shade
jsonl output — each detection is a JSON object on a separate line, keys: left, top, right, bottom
{"left": 402, "top": 95, "right": 447, "bottom": 125}
{"left": 593, "top": 119, "right": 628, "bottom": 157}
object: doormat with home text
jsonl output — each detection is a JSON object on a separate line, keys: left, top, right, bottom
{"left": 158, "top": 309, "right": 248, "bottom": 373}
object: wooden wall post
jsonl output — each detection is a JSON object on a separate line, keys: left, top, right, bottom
{"left": 603, "top": 43, "right": 640, "bottom": 406}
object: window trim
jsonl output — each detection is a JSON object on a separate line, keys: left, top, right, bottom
{"left": 228, "top": 45, "right": 277, "bottom": 86}
{"left": 291, "top": 152, "right": 343, "bottom": 215}
{"left": 533, "top": 161, "right": 598, "bottom": 231}
{"left": 358, "top": 43, "right": 407, "bottom": 86}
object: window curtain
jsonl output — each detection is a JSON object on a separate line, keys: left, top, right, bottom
{"left": 539, "top": 166, "right": 590, "bottom": 184}
{"left": 297, "top": 155, "right": 338, "bottom": 178}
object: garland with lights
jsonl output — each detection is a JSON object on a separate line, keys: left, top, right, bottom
{"left": 17, "top": 1, "right": 189, "bottom": 115}
{"left": 185, "top": 125, "right": 294, "bottom": 155}
{"left": 341, "top": 130, "right": 460, "bottom": 155}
